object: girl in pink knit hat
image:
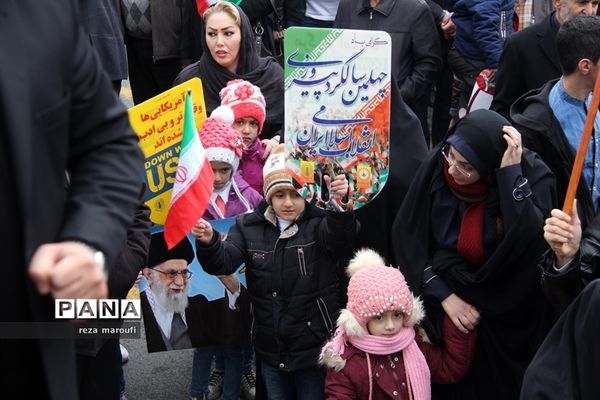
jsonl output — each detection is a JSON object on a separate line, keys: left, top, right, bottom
{"left": 191, "top": 105, "right": 263, "bottom": 400}
{"left": 220, "top": 79, "right": 279, "bottom": 195}
{"left": 320, "top": 249, "right": 477, "bottom": 400}
{"left": 198, "top": 105, "right": 263, "bottom": 219}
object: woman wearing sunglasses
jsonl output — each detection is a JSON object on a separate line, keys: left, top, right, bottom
{"left": 392, "top": 109, "right": 556, "bottom": 400}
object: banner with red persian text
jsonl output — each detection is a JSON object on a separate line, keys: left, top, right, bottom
{"left": 284, "top": 27, "right": 391, "bottom": 211}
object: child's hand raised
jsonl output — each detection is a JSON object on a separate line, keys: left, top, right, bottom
{"left": 192, "top": 218, "right": 214, "bottom": 244}
{"left": 324, "top": 174, "right": 349, "bottom": 200}
{"left": 261, "top": 135, "right": 280, "bottom": 160}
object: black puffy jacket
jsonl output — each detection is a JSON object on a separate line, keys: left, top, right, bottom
{"left": 196, "top": 200, "right": 357, "bottom": 371}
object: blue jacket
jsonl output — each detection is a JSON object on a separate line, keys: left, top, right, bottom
{"left": 450, "top": 0, "right": 515, "bottom": 68}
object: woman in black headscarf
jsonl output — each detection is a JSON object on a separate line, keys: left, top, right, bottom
{"left": 174, "top": 1, "right": 283, "bottom": 140}
{"left": 392, "top": 109, "right": 556, "bottom": 400}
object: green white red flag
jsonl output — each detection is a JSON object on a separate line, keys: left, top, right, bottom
{"left": 196, "top": 0, "right": 241, "bottom": 16}
{"left": 164, "top": 90, "right": 214, "bottom": 249}
{"left": 196, "top": 0, "right": 216, "bottom": 16}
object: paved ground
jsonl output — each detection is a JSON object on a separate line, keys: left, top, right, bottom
{"left": 120, "top": 81, "right": 134, "bottom": 109}
{"left": 121, "top": 321, "right": 195, "bottom": 400}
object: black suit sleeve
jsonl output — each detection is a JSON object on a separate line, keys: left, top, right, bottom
{"left": 196, "top": 220, "right": 248, "bottom": 276}
{"left": 59, "top": 19, "right": 144, "bottom": 266}
{"left": 425, "top": 0, "right": 445, "bottom": 24}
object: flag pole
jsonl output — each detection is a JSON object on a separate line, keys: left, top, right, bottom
{"left": 562, "top": 68, "right": 600, "bottom": 215}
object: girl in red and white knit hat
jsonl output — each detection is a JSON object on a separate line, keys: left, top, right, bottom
{"left": 320, "top": 249, "right": 477, "bottom": 400}
{"left": 220, "top": 79, "right": 279, "bottom": 195}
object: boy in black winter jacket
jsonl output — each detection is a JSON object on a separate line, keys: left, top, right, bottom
{"left": 192, "top": 144, "right": 358, "bottom": 399}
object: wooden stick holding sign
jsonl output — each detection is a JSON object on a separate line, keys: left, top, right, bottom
{"left": 563, "top": 68, "right": 600, "bottom": 215}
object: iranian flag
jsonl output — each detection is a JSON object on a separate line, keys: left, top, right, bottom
{"left": 164, "top": 90, "right": 214, "bottom": 249}
{"left": 196, "top": 0, "right": 217, "bottom": 16}
{"left": 196, "top": 0, "right": 241, "bottom": 16}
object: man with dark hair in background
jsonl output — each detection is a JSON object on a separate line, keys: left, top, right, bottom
{"left": 492, "top": 0, "right": 599, "bottom": 118}
{"left": 511, "top": 14, "right": 600, "bottom": 231}
{"left": 512, "top": 14, "right": 600, "bottom": 331}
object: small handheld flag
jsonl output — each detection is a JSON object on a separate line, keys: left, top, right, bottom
{"left": 164, "top": 90, "right": 215, "bottom": 249}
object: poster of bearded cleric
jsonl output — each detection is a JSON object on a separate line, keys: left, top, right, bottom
{"left": 139, "top": 225, "right": 249, "bottom": 352}
{"left": 129, "top": 80, "right": 251, "bottom": 352}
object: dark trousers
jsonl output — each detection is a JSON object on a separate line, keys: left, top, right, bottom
{"left": 0, "top": 339, "right": 48, "bottom": 397}
{"left": 125, "top": 36, "right": 181, "bottom": 105}
{"left": 261, "top": 363, "right": 325, "bottom": 400}
{"left": 431, "top": 39, "right": 453, "bottom": 147}
{"left": 77, "top": 339, "right": 121, "bottom": 400}
{"left": 286, "top": 15, "right": 333, "bottom": 28}
{"left": 447, "top": 49, "right": 481, "bottom": 111}
{"left": 0, "top": 258, "right": 48, "bottom": 397}
{"left": 408, "top": 92, "right": 432, "bottom": 146}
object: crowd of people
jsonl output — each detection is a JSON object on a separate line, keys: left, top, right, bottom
{"left": 4, "top": 0, "right": 600, "bottom": 399}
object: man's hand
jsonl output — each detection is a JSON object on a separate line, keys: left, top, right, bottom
{"left": 481, "top": 68, "right": 497, "bottom": 84}
{"left": 544, "top": 200, "right": 582, "bottom": 268}
{"left": 29, "top": 241, "right": 107, "bottom": 299}
{"left": 441, "top": 12, "right": 456, "bottom": 39}
{"left": 441, "top": 293, "right": 481, "bottom": 334}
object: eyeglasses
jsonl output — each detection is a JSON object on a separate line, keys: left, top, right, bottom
{"left": 153, "top": 268, "right": 193, "bottom": 280}
{"left": 441, "top": 145, "right": 473, "bottom": 178}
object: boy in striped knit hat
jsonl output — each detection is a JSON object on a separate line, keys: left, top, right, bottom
{"left": 192, "top": 143, "right": 358, "bottom": 398}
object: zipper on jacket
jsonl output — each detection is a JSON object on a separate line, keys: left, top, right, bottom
{"left": 297, "top": 248, "right": 307, "bottom": 275}
{"left": 316, "top": 297, "right": 334, "bottom": 332}
{"left": 388, "top": 355, "right": 403, "bottom": 392}
{"left": 370, "top": 9, "right": 373, "bottom": 21}
{"left": 249, "top": 303, "right": 255, "bottom": 339}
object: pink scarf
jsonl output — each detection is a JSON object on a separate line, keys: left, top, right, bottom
{"left": 324, "top": 326, "right": 431, "bottom": 400}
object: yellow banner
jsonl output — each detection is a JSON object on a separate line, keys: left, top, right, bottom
{"left": 129, "top": 78, "right": 207, "bottom": 224}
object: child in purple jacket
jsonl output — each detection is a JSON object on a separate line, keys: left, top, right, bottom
{"left": 220, "top": 79, "right": 279, "bottom": 196}
{"left": 190, "top": 106, "right": 262, "bottom": 400}
{"left": 200, "top": 105, "right": 263, "bottom": 219}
